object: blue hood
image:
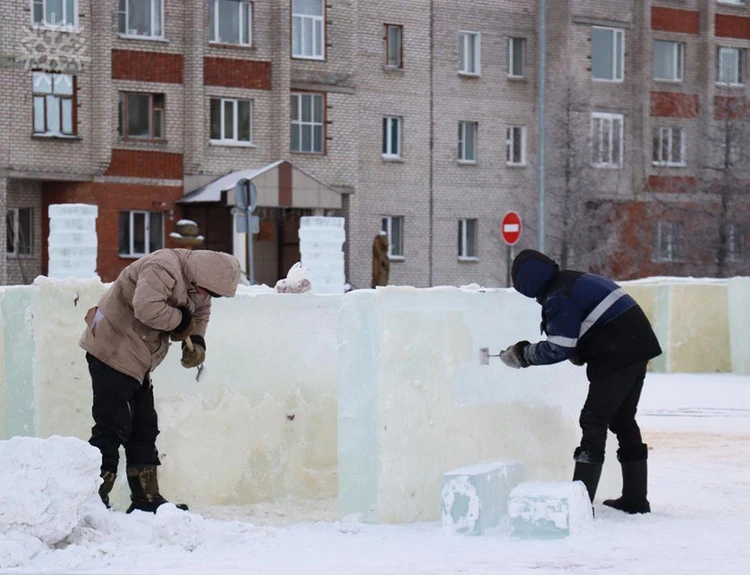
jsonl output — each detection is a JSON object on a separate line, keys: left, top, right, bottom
{"left": 511, "top": 250, "right": 560, "bottom": 300}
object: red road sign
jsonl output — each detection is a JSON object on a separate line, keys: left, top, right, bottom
{"left": 501, "top": 212, "right": 522, "bottom": 246}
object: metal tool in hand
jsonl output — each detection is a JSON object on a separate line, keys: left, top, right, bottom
{"left": 479, "top": 347, "right": 503, "bottom": 365}
{"left": 184, "top": 336, "right": 205, "bottom": 381}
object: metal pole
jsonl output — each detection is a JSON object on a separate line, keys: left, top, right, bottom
{"left": 506, "top": 244, "right": 512, "bottom": 287}
{"left": 244, "top": 181, "right": 255, "bottom": 285}
{"left": 538, "top": 0, "right": 547, "bottom": 253}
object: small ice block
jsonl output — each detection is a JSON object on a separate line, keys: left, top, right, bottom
{"left": 508, "top": 481, "right": 593, "bottom": 539}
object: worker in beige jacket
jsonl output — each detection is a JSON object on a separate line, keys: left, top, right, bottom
{"left": 80, "top": 248, "right": 241, "bottom": 513}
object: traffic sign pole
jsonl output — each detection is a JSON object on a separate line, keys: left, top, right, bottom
{"left": 501, "top": 212, "right": 522, "bottom": 287}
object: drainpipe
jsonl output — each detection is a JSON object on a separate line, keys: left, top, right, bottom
{"left": 538, "top": 0, "right": 547, "bottom": 253}
{"left": 428, "top": 0, "right": 435, "bottom": 286}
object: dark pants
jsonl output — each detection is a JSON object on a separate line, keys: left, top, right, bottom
{"left": 87, "top": 353, "right": 160, "bottom": 474}
{"left": 575, "top": 360, "right": 648, "bottom": 463}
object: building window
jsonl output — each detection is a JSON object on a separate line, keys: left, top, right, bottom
{"left": 210, "top": 98, "right": 252, "bottom": 144}
{"left": 381, "top": 216, "right": 404, "bottom": 259}
{"left": 32, "top": 72, "right": 75, "bottom": 136}
{"left": 727, "top": 223, "right": 745, "bottom": 263}
{"left": 652, "top": 127, "right": 685, "bottom": 167}
{"left": 290, "top": 92, "right": 324, "bottom": 153}
{"left": 209, "top": 0, "right": 252, "bottom": 46}
{"left": 591, "top": 112, "right": 623, "bottom": 168}
{"left": 384, "top": 24, "right": 403, "bottom": 68}
{"left": 653, "top": 40, "right": 684, "bottom": 82}
{"left": 119, "top": 211, "right": 164, "bottom": 257}
{"left": 6, "top": 208, "right": 33, "bottom": 256}
{"left": 653, "top": 221, "right": 683, "bottom": 263}
{"left": 719, "top": 0, "right": 746, "bottom": 5}
{"left": 292, "top": 0, "right": 324, "bottom": 59}
{"left": 32, "top": 0, "right": 77, "bottom": 28}
{"left": 508, "top": 37, "right": 526, "bottom": 78}
{"left": 119, "top": 93, "right": 164, "bottom": 140}
{"left": 118, "top": 0, "right": 163, "bottom": 38}
{"left": 718, "top": 47, "right": 745, "bottom": 86}
{"left": 506, "top": 126, "right": 526, "bottom": 166}
{"left": 458, "top": 31, "right": 481, "bottom": 75}
{"left": 591, "top": 27, "right": 624, "bottom": 82}
{"left": 382, "top": 116, "right": 401, "bottom": 158}
{"left": 458, "top": 121, "right": 478, "bottom": 163}
{"left": 458, "top": 218, "right": 477, "bottom": 259}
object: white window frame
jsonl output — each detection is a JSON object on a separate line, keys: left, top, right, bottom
{"left": 727, "top": 223, "right": 745, "bottom": 263}
{"left": 118, "top": 0, "right": 164, "bottom": 39}
{"left": 653, "top": 40, "right": 684, "bottom": 82}
{"left": 458, "top": 218, "right": 478, "bottom": 260}
{"left": 32, "top": 72, "right": 75, "bottom": 137}
{"left": 718, "top": 0, "right": 746, "bottom": 5}
{"left": 210, "top": 97, "right": 253, "bottom": 146}
{"left": 508, "top": 37, "right": 526, "bottom": 78}
{"left": 209, "top": 0, "right": 253, "bottom": 46}
{"left": 290, "top": 92, "right": 325, "bottom": 154}
{"left": 458, "top": 121, "right": 478, "bottom": 163}
{"left": 591, "top": 112, "right": 624, "bottom": 168}
{"left": 717, "top": 46, "right": 745, "bottom": 86}
{"left": 381, "top": 216, "right": 404, "bottom": 259}
{"left": 291, "top": 0, "right": 325, "bottom": 60}
{"left": 653, "top": 221, "right": 683, "bottom": 263}
{"left": 652, "top": 127, "right": 685, "bottom": 167}
{"left": 382, "top": 116, "right": 402, "bottom": 159}
{"left": 31, "top": 0, "right": 78, "bottom": 30}
{"left": 458, "top": 31, "right": 481, "bottom": 76}
{"left": 591, "top": 26, "right": 624, "bottom": 82}
{"left": 6, "top": 208, "right": 34, "bottom": 257}
{"left": 120, "top": 210, "right": 164, "bottom": 258}
{"left": 506, "top": 126, "right": 527, "bottom": 166}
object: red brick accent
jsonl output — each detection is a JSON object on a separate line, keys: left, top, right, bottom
{"left": 112, "top": 50, "right": 184, "bottom": 84}
{"left": 203, "top": 57, "right": 272, "bottom": 90}
{"left": 651, "top": 92, "right": 699, "bottom": 118}
{"left": 647, "top": 176, "right": 697, "bottom": 192}
{"left": 715, "top": 14, "right": 750, "bottom": 40}
{"left": 279, "top": 161, "right": 292, "bottom": 207}
{"left": 651, "top": 7, "right": 700, "bottom": 35}
{"left": 714, "top": 95, "right": 750, "bottom": 120}
{"left": 42, "top": 181, "right": 185, "bottom": 282}
{"left": 105, "top": 149, "right": 183, "bottom": 180}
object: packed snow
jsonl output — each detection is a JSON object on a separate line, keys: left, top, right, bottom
{"left": 1, "top": 373, "right": 749, "bottom": 574}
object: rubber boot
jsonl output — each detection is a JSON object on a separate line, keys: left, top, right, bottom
{"left": 99, "top": 470, "right": 116, "bottom": 509}
{"left": 573, "top": 461, "right": 603, "bottom": 503}
{"left": 603, "top": 459, "right": 651, "bottom": 514}
{"left": 125, "top": 464, "right": 188, "bottom": 514}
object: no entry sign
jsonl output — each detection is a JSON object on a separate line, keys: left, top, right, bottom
{"left": 501, "top": 212, "right": 522, "bottom": 246}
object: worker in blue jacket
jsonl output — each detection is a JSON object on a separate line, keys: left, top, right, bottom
{"left": 499, "top": 249, "right": 662, "bottom": 514}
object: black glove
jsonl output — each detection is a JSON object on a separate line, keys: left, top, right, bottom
{"left": 499, "top": 341, "right": 531, "bottom": 369}
{"left": 181, "top": 335, "right": 206, "bottom": 368}
{"left": 569, "top": 354, "right": 585, "bottom": 366}
{"left": 170, "top": 308, "right": 195, "bottom": 342}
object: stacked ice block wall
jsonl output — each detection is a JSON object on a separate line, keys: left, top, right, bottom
{"left": 47, "top": 204, "right": 98, "bottom": 279}
{"left": 299, "top": 217, "right": 345, "bottom": 294}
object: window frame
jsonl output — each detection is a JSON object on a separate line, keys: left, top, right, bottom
{"left": 209, "top": 0, "right": 253, "bottom": 46}
{"left": 506, "top": 125, "right": 527, "bottom": 166}
{"left": 652, "top": 126, "right": 685, "bottom": 167}
{"left": 458, "top": 31, "right": 481, "bottom": 76}
{"left": 384, "top": 23, "right": 403, "bottom": 69}
{"left": 119, "top": 210, "right": 164, "bottom": 258}
{"left": 508, "top": 37, "right": 526, "bottom": 79}
{"left": 591, "top": 26, "right": 625, "bottom": 83}
{"left": 717, "top": 46, "right": 745, "bottom": 86}
{"left": 119, "top": 92, "right": 165, "bottom": 140}
{"left": 290, "top": 92, "right": 325, "bottom": 154}
{"left": 458, "top": 120, "right": 478, "bottom": 164}
{"left": 653, "top": 221, "right": 684, "bottom": 263}
{"left": 31, "top": 0, "right": 78, "bottom": 30}
{"left": 6, "top": 208, "right": 34, "bottom": 257}
{"left": 382, "top": 116, "right": 402, "bottom": 159}
{"left": 590, "top": 112, "right": 624, "bottom": 168}
{"left": 381, "top": 216, "right": 404, "bottom": 259}
{"left": 32, "top": 72, "right": 77, "bottom": 137}
{"left": 727, "top": 223, "right": 745, "bottom": 263}
{"left": 209, "top": 97, "right": 253, "bottom": 146}
{"left": 653, "top": 40, "right": 684, "bottom": 83}
{"left": 118, "top": 0, "right": 165, "bottom": 40}
{"left": 291, "top": 0, "right": 325, "bottom": 60}
{"left": 458, "top": 218, "right": 478, "bottom": 260}
{"left": 718, "top": 0, "right": 746, "bottom": 5}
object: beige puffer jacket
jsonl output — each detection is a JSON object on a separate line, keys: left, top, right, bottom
{"left": 80, "top": 249, "right": 241, "bottom": 382}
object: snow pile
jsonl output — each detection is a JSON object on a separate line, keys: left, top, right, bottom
{"left": 0, "top": 436, "right": 103, "bottom": 549}
{"left": 151, "top": 504, "right": 206, "bottom": 551}
{"left": 275, "top": 262, "right": 312, "bottom": 294}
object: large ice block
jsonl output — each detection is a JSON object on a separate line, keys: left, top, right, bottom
{"left": 728, "top": 278, "right": 750, "bottom": 375}
{"left": 299, "top": 216, "right": 345, "bottom": 294}
{"left": 508, "top": 481, "right": 593, "bottom": 539}
{"left": 441, "top": 460, "right": 525, "bottom": 536}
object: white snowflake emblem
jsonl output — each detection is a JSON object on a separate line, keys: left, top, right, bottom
{"left": 17, "top": 25, "right": 90, "bottom": 73}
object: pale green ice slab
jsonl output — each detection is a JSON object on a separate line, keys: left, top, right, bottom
{"left": 508, "top": 481, "right": 593, "bottom": 540}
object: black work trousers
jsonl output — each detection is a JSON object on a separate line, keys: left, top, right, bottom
{"left": 575, "top": 360, "right": 648, "bottom": 463}
{"left": 87, "top": 353, "right": 160, "bottom": 474}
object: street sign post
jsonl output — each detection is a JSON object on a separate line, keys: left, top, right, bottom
{"left": 501, "top": 212, "right": 522, "bottom": 287}
{"left": 234, "top": 179, "right": 258, "bottom": 285}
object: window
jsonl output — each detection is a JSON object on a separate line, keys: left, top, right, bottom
{"left": 6, "top": 208, "right": 33, "bottom": 256}
{"left": 458, "top": 31, "right": 481, "bottom": 75}
{"left": 32, "top": 0, "right": 77, "bottom": 28}
{"left": 591, "top": 113, "right": 623, "bottom": 168}
{"left": 508, "top": 37, "right": 526, "bottom": 78}
{"left": 381, "top": 216, "right": 404, "bottom": 258}
{"left": 652, "top": 127, "right": 684, "bottom": 167}
{"left": 506, "top": 126, "right": 526, "bottom": 166}
{"left": 384, "top": 24, "right": 403, "bottom": 68}
{"left": 654, "top": 222, "right": 683, "bottom": 263}
{"left": 119, "top": 211, "right": 164, "bottom": 257}
{"left": 118, "top": 0, "right": 163, "bottom": 38}
{"left": 727, "top": 223, "right": 745, "bottom": 263}
{"left": 292, "top": 0, "right": 324, "bottom": 59}
{"left": 458, "top": 219, "right": 477, "bottom": 259}
{"left": 591, "top": 27, "right": 624, "bottom": 81}
{"left": 458, "top": 121, "right": 478, "bottom": 163}
{"left": 718, "top": 47, "right": 745, "bottom": 85}
{"left": 719, "top": 0, "right": 746, "bottom": 5}
{"left": 290, "top": 93, "right": 324, "bottom": 153}
{"left": 382, "top": 116, "right": 401, "bottom": 158}
{"left": 32, "top": 73, "right": 75, "bottom": 136}
{"left": 209, "top": 0, "right": 252, "bottom": 46}
{"left": 119, "top": 93, "right": 164, "bottom": 139}
{"left": 653, "top": 41, "right": 684, "bottom": 82}
{"left": 210, "top": 98, "right": 252, "bottom": 144}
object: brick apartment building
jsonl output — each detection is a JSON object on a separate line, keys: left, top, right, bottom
{"left": 0, "top": 1, "right": 748, "bottom": 288}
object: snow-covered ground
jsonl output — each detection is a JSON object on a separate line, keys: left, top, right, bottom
{"left": 5, "top": 372, "right": 750, "bottom": 575}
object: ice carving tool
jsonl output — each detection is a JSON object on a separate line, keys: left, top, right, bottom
{"left": 183, "top": 336, "right": 205, "bottom": 382}
{"left": 479, "top": 347, "right": 502, "bottom": 365}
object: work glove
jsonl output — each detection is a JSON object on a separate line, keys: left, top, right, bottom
{"left": 499, "top": 341, "right": 531, "bottom": 369}
{"left": 569, "top": 354, "right": 585, "bottom": 366}
{"left": 181, "top": 340, "right": 206, "bottom": 369}
{"left": 170, "top": 308, "right": 195, "bottom": 342}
